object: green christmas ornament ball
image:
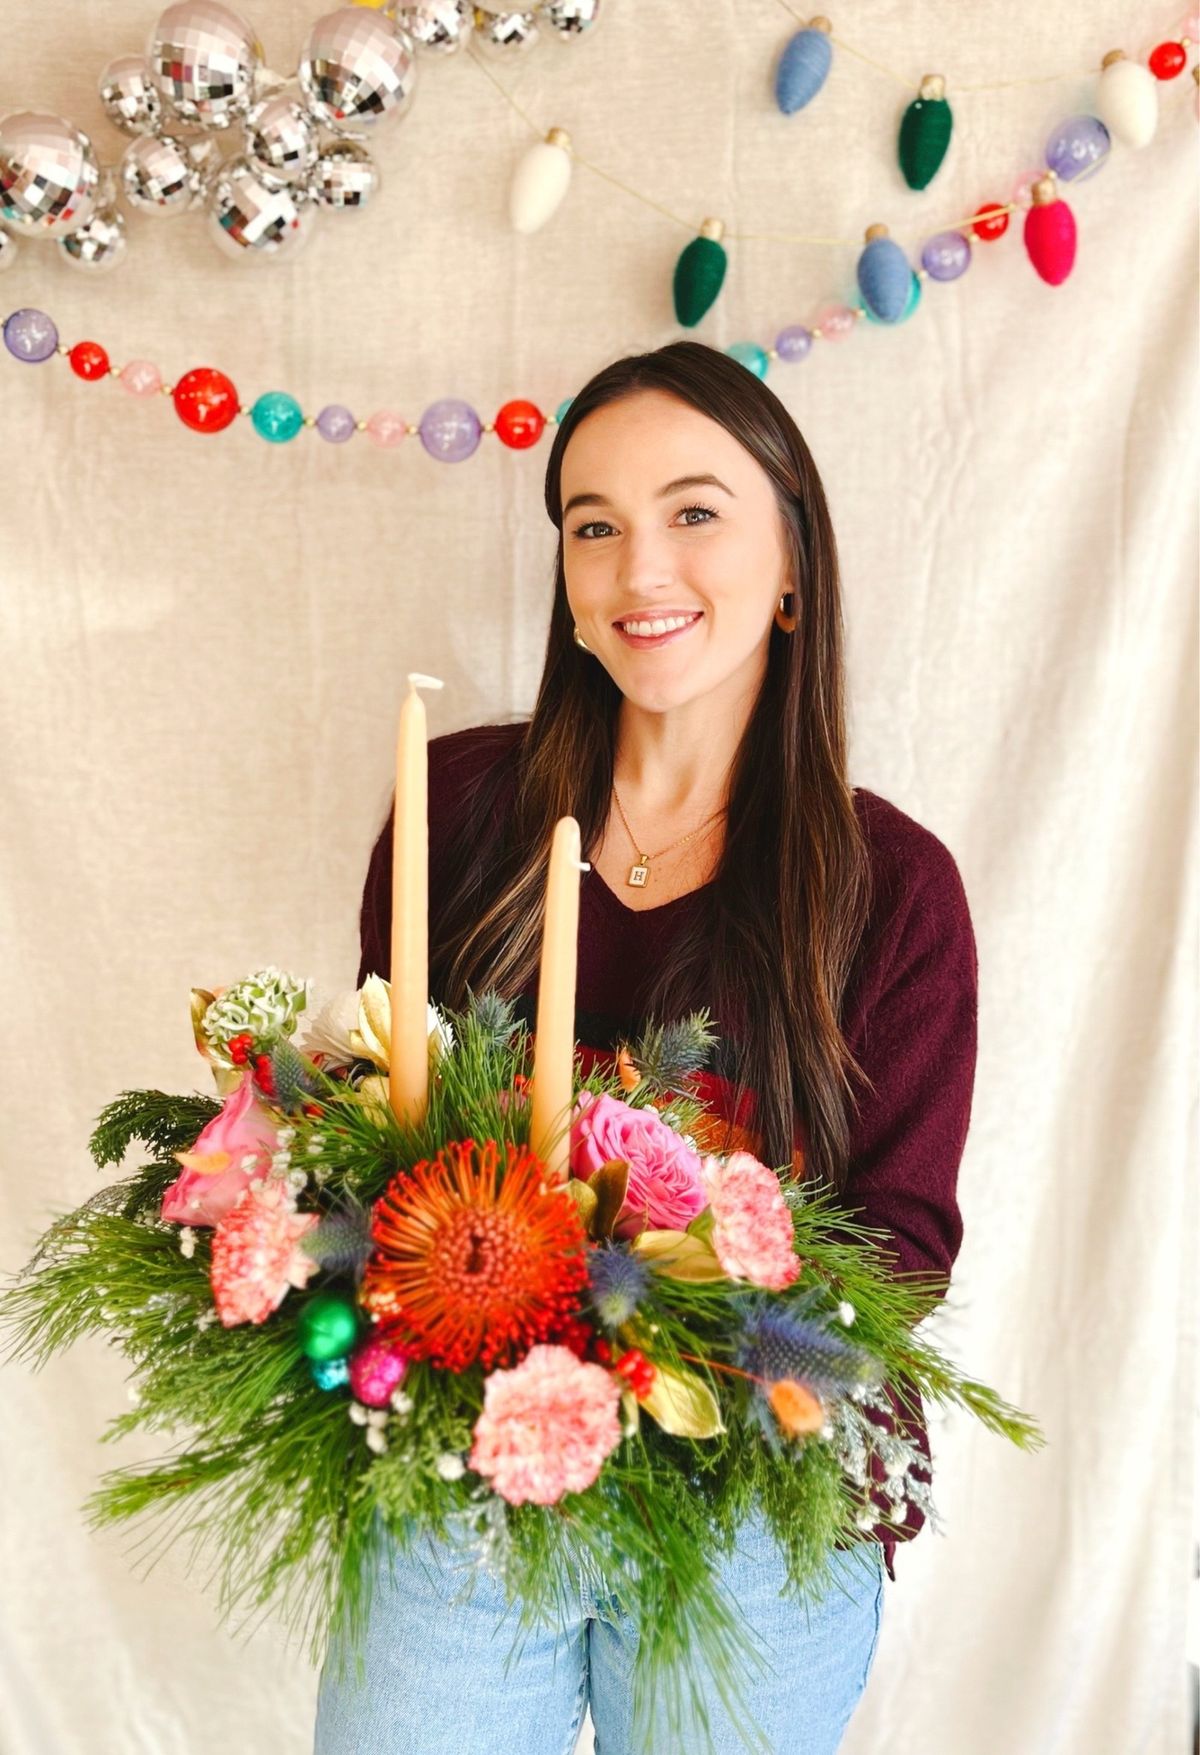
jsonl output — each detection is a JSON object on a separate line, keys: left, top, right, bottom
{"left": 297, "top": 1292, "right": 360, "bottom": 1362}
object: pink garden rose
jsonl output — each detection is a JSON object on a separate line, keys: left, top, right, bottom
{"left": 160, "top": 1068, "right": 283, "bottom": 1227}
{"left": 700, "top": 1150, "right": 801, "bottom": 1290}
{"left": 570, "top": 1091, "right": 706, "bottom": 1239}
{"left": 469, "top": 1343, "right": 622, "bottom": 1505}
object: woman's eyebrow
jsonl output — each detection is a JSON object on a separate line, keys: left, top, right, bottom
{"left": 562, "top": 473, "right": 736, "bottom": 518}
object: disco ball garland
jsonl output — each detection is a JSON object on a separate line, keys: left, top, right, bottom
{"left": 0, "top": 971, "right": 1044, "bottom": 1749}
{"left": 0, "top": 0, "right": 603, "bottom": 274}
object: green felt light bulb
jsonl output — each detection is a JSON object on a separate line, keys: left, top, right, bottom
{"left": 673, "top": 219, "right": 728, "bottom": 327}
{"left": 297, "top": 1291, "right": 360, "bottom": 1362}
{"left": 899, "top": 74, "right": 953, "bottom": 191}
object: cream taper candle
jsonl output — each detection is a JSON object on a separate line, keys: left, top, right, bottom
{"left": 528, "top": 816, "right": 590, "bottom": 1183}
{"left": 388, "top": 672, "right": 444, "bottom": 1127}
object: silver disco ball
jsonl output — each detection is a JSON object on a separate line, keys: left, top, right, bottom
{"left": 206, "top": 153, "right": 319, "bottom": 260}
{"left": 0, "top": 110, "right": 100, "bottom": 237}
{"left": 298, "top": 8, "right": 417, "bottom": 136}
{"left": 146, "top": 0, "right": 264, "bottom": 129}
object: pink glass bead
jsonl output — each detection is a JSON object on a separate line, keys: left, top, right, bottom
{"left": 1011, "top": 166, "right": 1044, "bottom": 209}
{"left": 348, "top": 1333, "right": 411, "bottom": 1407}
{"left": 812, "top": 302, "right": 856, "bottom": 340}
{"left": 365, "top": 408, "right": 407, "bottom": 448}
{"left": 119, "top": 358, "right": 162, "bottom": 397}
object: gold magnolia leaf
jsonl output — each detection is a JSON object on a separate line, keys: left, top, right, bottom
{"left": 190, "top": 988, "right": 217, "bottom": 1056}
{"left": 357, "top": 1074, "right": 391, "bottom": 1125}
{"left": 630, "top": 1228, "right": 728, "bottom": 1282}
{"left": 639, "top": 1362, "right": 724, "bottom": 1438}
{"left": 588, "top": 1158, "right": 630, "bottom": 1239}
{"left": 566, "top": 1177, "right": 599, "bottom": 1229}
{"left": 619, "top": 1387, "right": 641, "bottom": 1436}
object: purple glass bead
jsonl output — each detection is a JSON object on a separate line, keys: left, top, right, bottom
{"left": 775, "top": 325, "right": 813, "bottom": 362}
{"left": 1045, "top": 114, "right": 1110, "bottom": 184}
{"left": 4, "top": 307, "right": 58, "bottom": 362}
{"left": 920, "top": 230, "right": 971, "bottom": 282}
{"left": 419, "top": 398, "right": 482, "bottom": 462}
{"left": 316, "top": 403, "right": 356, "bottom": 443}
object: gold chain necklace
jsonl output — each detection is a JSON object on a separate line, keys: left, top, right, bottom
{"left": 610, "top": 782, "right": 727, "bottom": 889}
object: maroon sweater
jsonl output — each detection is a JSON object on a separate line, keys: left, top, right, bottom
{"left": 357, "top": 721, "right": 979, "bottom": 1584}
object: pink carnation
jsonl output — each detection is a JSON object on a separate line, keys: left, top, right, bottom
{"left": 161, "top": 1068, "right": 282, "bottom": 1228}
{"left": 209, "top": 1180, "right": 320, "bottom": 1326}
{"left": 700, "top": 1151, "right": 801, "bottom": 1290}
{"left": 570, "top": 1092, "right": 706, "bottom": 1239}
{"left": 469, "top": 1343, "right": 622, "bottom": 1505}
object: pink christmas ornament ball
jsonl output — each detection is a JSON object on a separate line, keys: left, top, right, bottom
{"left": 348, "top": 1331, "right": 412, "bottom": 1406}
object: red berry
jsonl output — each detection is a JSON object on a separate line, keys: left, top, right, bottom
{"left": 594, "top": 1337, "right": 614, "bottom": 1365}
{"left": 303, "top": 1101, "right": 324, "bottom": 1118}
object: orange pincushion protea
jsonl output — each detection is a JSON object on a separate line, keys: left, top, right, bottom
{"left": 361, "top": 1138, "right": 589, "bottom": 1373}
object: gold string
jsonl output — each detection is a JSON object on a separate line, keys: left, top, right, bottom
{"left": 467, "top": 12, "right": 1191, "bottom": 256}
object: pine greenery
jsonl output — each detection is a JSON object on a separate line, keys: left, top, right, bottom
{"left": 0, "top": 988, "right": 1045, "bottom": 1752}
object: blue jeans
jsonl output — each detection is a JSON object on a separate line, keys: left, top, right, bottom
{"left": 314, "top": 1506, "right": 885, "bottom": 1755}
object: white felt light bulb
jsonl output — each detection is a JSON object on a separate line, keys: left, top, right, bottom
{"left": 1095, "top": 50, "right": 1159, "bottom": 148}
{"left": 508, "top": 127, "right": 573, "bottom": 233}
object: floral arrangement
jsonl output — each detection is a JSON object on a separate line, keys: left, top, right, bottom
{"left": 1, "top": 967, "right": 1043, "bottom": 1749}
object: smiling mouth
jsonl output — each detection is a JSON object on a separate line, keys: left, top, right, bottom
{"left": 613, "top": 611, "right": 704, "bottom": 646}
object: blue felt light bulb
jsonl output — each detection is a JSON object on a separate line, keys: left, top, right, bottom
{"left": 775, "top": 23, "right": 833, "bottom": 115}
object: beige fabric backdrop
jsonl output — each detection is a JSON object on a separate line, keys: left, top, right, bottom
{"left": 1, "top": 3, "right": 1196, "bottom": 1752}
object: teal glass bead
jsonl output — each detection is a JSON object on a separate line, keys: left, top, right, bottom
{"left": 310, "top": 1354, "right": 351, "bottom": 1390}
{"left": 726, "top": 342, "right": 769, "bottom": 378}
{"left": 554, "top": 396, "right": 574, "bottom": 424}
{"left": 251, "top": 390, "right": 304, "bottom": 443}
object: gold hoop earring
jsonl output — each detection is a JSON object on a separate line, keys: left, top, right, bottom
{"left": 573, "top": 625, "right": 591, "bottom": 652}
{"left": 775, "top": 590, "right": 798, "bottom": 634}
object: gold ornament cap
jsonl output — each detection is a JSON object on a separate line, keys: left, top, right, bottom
{"left": 918, "top": 73, "right": 946, "bottom": 101}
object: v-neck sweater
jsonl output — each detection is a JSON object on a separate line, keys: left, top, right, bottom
{"left": 356, "top": 721, "right": 980, "bottom": 1584}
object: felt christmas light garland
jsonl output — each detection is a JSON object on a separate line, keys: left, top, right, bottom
{"left": 1, "top": 13, "right": 1195, "bottom": 449}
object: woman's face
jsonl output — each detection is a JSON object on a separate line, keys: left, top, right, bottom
{"left": 559, "top": 389, "right": 793, "bottom": 715}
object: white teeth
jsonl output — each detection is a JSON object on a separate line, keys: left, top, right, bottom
{"left": 618, "top": 612, "right": 700, "bottom": 637}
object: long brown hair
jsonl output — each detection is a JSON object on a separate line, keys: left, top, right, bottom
{"left": 426, "top": 340, "right": 873, "bottom": 1197}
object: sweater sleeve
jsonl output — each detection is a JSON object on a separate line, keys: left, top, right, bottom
{"left": 836, "top": 832, "right": 979, "bottom": 1304}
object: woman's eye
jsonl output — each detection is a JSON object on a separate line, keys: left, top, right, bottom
{"left": 571, "top": 503, "right": 718, "bottom": 540}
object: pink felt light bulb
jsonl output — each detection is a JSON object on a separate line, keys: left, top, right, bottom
{"left": 1023, "top": 175, "right": 1077, "bottom": 286}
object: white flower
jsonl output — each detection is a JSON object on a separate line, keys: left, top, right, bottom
{"left": 348, "top": 1402, "right": 370, "bottom": 1427}
{"left": 365, "top": 1427, "right": 388, "bottom": 1456}
{"left": 837, "top": 1301, "right": 856, "bottom": 1326}
{"left": 305, "top": 977, "right": 456, "bottom": 1075}
{"left": 390, "top": 1389, "right": 414, "bottom": 1416}
{"left": 435, "top": 1453, "right": 465, "bottom": 1481}
{"left": 179, "top": 1227, "right": 196, "bottom": 1259}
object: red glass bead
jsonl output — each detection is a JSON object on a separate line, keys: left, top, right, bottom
{"left": 1148, "top": 40, "right": 1187, "bottom": 77}
{"left": 173, "top": 366, "right": 240, "bottom": 434}
{"left": 970, "top": 202, "right": 1010, "bottom": 242}
{"left": 494, "top": 399, "right": 546, "bottom": 449}
{"left": 69, "top": 340, "right": 110, "bottom": 381}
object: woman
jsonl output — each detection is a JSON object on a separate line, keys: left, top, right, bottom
{"left": 316, "top": 340, "right": 978, "bottom": 1754}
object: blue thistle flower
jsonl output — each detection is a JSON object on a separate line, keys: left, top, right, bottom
{"left": 586, "top": 1244, "right": 651, "bottom": 1330}
{"left": 733, "top": 1296, "right": 875, "bottom": 1398}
